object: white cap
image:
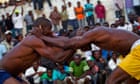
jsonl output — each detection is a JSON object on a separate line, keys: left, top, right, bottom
{"left": 5, "top": 30, "right": 12, "bottom": 35}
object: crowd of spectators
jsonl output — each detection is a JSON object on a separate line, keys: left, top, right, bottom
{"left": 0, "top": 0, "right": 140, "bottom": 84}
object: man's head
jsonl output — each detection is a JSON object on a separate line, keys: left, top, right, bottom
{"left": 87, "top": 0, "right": 90, "bottom": 3}
{"left": 28, "top": 10, "right": 32, "bottom": 16}
{"left": 47, "top": 68, "right": 52, "bottom": 77}
{"left": 5, "top": 31, "right": 12, "bottom": 42}
{"left": 73, "top": 54, "right": 82, "bottom": 65}
{"left": 33, "top": 17, "right": 52, "bottom": 36}
{"left": 77, "top": 1, "right": 81, "bottom": 7}
{"left": 97, "top": 1, "right": 101, "bottom": 4}
{"left": 119, "top": 16, "right": 125, "bottom": 25}
{"left": 68, "top": 2, "right": 72, "bottom": 7}
{"left": 33, "top": 61, "right": 40, "bottom": 71}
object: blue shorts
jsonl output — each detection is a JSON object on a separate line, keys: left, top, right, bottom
{"left": 0, "top": 69, "right": 23, "bottom": 83}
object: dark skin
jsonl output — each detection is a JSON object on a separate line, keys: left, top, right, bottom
{"left": 0, "top": 20, "right": 75, "bottom": 84}
{"left": 32, "top": 26, "right": 140, "bottom": 84}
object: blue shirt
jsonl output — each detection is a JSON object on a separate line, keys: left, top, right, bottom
{"left": 84, "top": 3, "right": 94, "bottom": 17}
{"left": 52, "top": 69, "right": 67, "bottom": 81}
{"left": 0, "top": 44, "right": 6, "bottom": 60}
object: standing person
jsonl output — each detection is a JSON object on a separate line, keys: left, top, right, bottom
{"left": 114, "top": 0, "right": 124, "bottom": 18}
{"left": 24, "top": 10, "right": 34, "bottom": 33}
{"left": 12, "top": 5, "right": 24, "bottom": 37}
{"left": 95, "top": 1, "right": 106, "bottom": 24}
{"left": 0, "top": 15, "right": 6, "bottom": 35}
{"left": 0, "top": 17, "right": 76, "bottom": 84}
{"left": 75, "top": 1, "right": 85, "bottom": 28}
{"left": 33, "top": 26, "right": 140, "bottom": 84}
{"left": 49, "top": 6, "right": 61, "bottom": 32}
{"left": 60, "top": 5, "right": 68, "bottom": 30}
{"left": 84, "top": 0, "right": 95, "bottom": 26}
{"left": 67, "top": 2, "right": 79, "bottom": 30}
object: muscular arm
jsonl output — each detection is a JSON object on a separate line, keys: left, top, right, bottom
{"left": 39, "top": 28, "right": 103, "bottom": 49}
{"left": 29, "top": 36, "right": 76, "bottom": 63}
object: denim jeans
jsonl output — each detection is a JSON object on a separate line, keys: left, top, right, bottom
{"left": 68, "top": 19, "right": 79, "bottom": 30}
{"left": 78, "top": 18, "right": 85, "bottom": 28}
{"left": 12, "top": 28, "right": 22, "bottom": 37}
{"left": 86, "top": 15, "right": 95, "bottom": 26}
{"left": 42, "top": 79, "right": 53, "bottom": 84}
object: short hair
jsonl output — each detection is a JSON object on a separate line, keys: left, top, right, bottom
{"left": 33, "top": 17, "right": 52, "bottom": 29}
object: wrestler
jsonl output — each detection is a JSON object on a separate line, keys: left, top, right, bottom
{"left": 0, "top": 17, "right": 75, "bottom": 84}
{"left": 32, "top": 27, "right": 140, "bottom": 84}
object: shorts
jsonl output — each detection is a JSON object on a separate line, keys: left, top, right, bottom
{"left": 0, "top": 69, "right": 23, "bottom": 83}
{"left": 118, "top": 39, "right": 140, "bottom": 80}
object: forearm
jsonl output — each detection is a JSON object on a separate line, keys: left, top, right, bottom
{"left": 40, "top": 36, "right": 66, "bottom": 48}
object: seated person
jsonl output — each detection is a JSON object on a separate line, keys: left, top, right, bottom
{"left": 87, "top": 56, "right": 99, "bottom": 84}
{"left": 66, "top": 54, "right": 91, "bottom": 84}
{"left": 25, "top": 61, "right": 46, "bottom": 84}
{"left": 40, "top": 68, "right": 53, "bottom": 84}
{"left": 52, "top": 63, "right": 69, "bottom": 84}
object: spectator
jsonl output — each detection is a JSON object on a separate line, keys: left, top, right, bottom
{"left": 12, "top": 6, "right": 24, "bottom": 37}
{"left": 52, "top": 63, "right": 69, "bottom": 84}
{"left": 95, "top": 1, "right": 106, "bottom": 24}
{"left": 117, "top": 16, "right": 133, "bottom": 32}
{"left": 87, "top": 57, "right": 99, "bottom": 84}
{"left": 66, "top": 54, "right": 91, "bottom": 84}
{"left": 67, "top": 2, "right": 79, "bottom": 30}
{"left": 24, "top": 10, "right": 34, "bottom": 33}
{"left": 75, "top": 1, "right": 85, "bottom": 28}
{"left": 93, "top": 50, "right": 107, "bottom": 84}
{"left": 60, "top": 5, "right": 68, "bottom": 30}
{"left": 14, "top": 34, "right": 23, "bottom": 46}
{"left": 1, "top": 30, "right": 14, "bottom": 53}
{"left": 41, "top": 68, "right": 53, "bottom": 84}
{"left": 25, "top": 61, "right": 46, "bottom": 84}
{"left": 84, "top": 0, "right": 95, "bottom": 26}
{"left": 108, "top": 52, "right": 121, "bottom": 71}
{"left": 0, "top": 15, "right": 6, "bottom": 34}
{"left": 114, "top": 0, "right": 124, "bottom": 18}
{"left": 49, "top": 6, "right": 61, "bottom": 32}
{"left": 5, "top": 13, "right": 14, "bottom": 31}
{"left": 0, "top": 42, "right": 6, "bottom": 60}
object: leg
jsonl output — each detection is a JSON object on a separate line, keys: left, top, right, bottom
{"left": 4, "top": 77, "right": 21, "bottom": 84}
{"left": 105, "top": 67, "right": 130, "bottom": 84}
{"left": 125, "top": 77, "right": 139, "bottom": 84}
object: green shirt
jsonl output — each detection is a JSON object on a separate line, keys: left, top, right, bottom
{"left": 40, "top": 73, "right": 52, "bottom": 81}
{"left": 69, "top": 60, "right": 89, "bottom": 77}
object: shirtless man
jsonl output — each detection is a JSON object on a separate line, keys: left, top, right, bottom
{"left": 32, "top": 27, "right": 140, "bottom": 84}
{"left": 0, "top": 17, "right": 75, "bottom": 84}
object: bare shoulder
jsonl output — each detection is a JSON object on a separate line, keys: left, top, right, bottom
{"left": 22, "top": 35, "right": 43, "bottom": 47}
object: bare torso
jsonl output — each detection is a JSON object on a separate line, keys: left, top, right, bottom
{"left": 89, "top": 27, "right": 140, "bottom": 55}
{"left": 0, "top": 35, "right": 66, "bottom": 76}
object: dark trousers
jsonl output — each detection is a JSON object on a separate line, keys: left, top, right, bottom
{"left": 33, "top": 0, "right": 43, "bottom": 10}
{"left": 62, "top": 20, "right": 68, "bottom": 30}
{"left": 86, "top": 15, "right": 95, "bottom": 26}
{"left": 46, "top": 0, "right": 52, "bottom": 7}
{"left": 68, "top": 19, "right": 79, "bottom": 30}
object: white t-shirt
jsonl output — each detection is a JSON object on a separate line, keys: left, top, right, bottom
{"left": 12, "top": 14, "right": 24, "bottom": 29}
{"left": 67, "top": 6, "right": 76, "bottom": 20}
{"left": 117, "top": 23, "right": 133, "bottom": 32}
{"left": 25, "top": 66, "right": 46, "bottom": 83}
{"left": 108, "top": 58, "right": 121, "bottom": 71}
